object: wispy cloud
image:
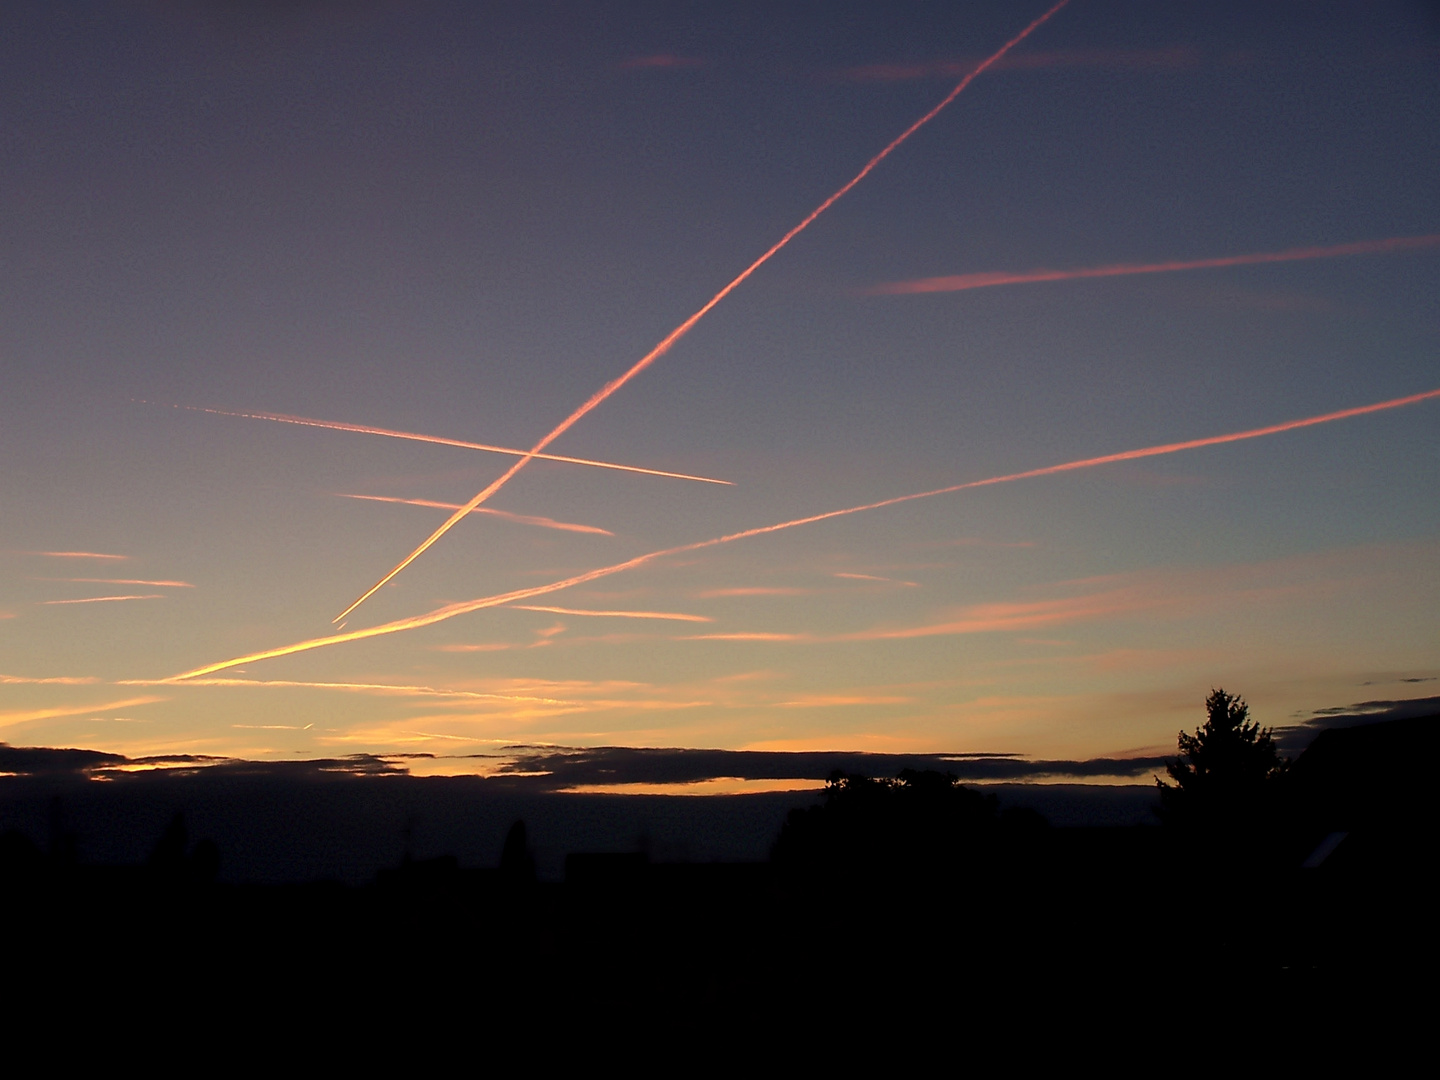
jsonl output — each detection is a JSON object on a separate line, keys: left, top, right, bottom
{"left": 870, "top": 234, "right": 1440, "bottom": 296}
{"left": 334, "top": 493, "right": 613, "bottom": 536}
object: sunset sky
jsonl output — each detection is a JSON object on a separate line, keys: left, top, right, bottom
{"left": 3, "top": 0, "right": 1437, "bottom": 778}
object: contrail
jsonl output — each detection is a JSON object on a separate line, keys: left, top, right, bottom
{"left": 43, "top": 595, "right": 165, "bottom": 605}
{"left": 29, "top": 551, "right": 129, "bottom": 560}
{"left": 335, "top": 494, "right": 614, "bottom": 536}
{"left": 332, "top": 0, "right": 1073, "bottom": 625}
{"left": 148, "top": 403, "right": 730, "bottom": 486}
{"left": 39, "top": 578, "right": 195, "bottom": 587}
{"left": 508, "top": 605, "right": 713, "bottom": 622}
{"left": 870, "top": 234, "right": 1440, "bottom": 294}
{"left": 170, "top": 384, "right": 1438, "bottom": 680}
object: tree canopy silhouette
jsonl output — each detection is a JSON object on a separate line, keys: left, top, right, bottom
{"left": 1157, "top": 689, "right": 1287, "bottom": 834}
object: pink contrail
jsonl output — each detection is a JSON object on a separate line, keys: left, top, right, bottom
{"left": 149, "top": 403, "right": 729, "bottom": 486}
{"left": 170, "top": 384, "right": 1437, "bottom": 680}
{"left": 870, "top": 234, "right": 1440, "bottom": 294}
{"left": 30, "top": 551, "right": 129, "bottom": 560}
{"left": 40, "top": 578, "right": 194, "bottom": 587}
{"left": 43, "top": 595, "right": 165, "bottom": 605}
{"left": 333, "top": 0, "right": 1073, "bottom": 624}
{"left": 334, "top": 494, "right": 614, "bottom": 536}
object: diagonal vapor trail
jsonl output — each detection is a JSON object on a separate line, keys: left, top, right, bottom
{"left": 150, "top": 403, "right": 730, "bottom": 486}
{"left": 335, "top": 493, "right": 614, "bottom": 536}
{"left": 169, "top": 385, "right": 1440, "bottom": 681}
{"left": 869, "top": 234, "right": 1440, "bottom": 294}
{"left": 332, "top": 0, "right": 1074, "bottom": 625}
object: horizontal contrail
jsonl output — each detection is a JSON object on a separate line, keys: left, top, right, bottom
{"left": 333, "top": 0, "right": 1073, "bottom": 624}
{"left": 335, "top": 493, "right": 614, "bottom": 536}
{"left": 508, "top": 605, "right": 713, "bottom": 622}
{"left": 870, "top": 234, "right": 1440, "bottom": 294}
{"left": 43, "top": 594, "right": 165, "bottom": 605}
{"left": 149, "top": 403, "right": 730, "bottom": 486}
{"left": 39, "top": 577, "right": 194, "bottom": 587}
{"left": 29, "top": 551, "right": 129, "bottom": 560}
{"left": 116, "top": 676, "right": 575, "bottom": 704}
{"left": 170, "top": 384, "right": 1438, "bottom": 680}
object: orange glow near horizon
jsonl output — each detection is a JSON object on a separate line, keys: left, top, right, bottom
{"left": 870, "top": 234, "right": 1440, "bottom": 294}
{"left": 331, "top": 0, "right": 1073, "bottom": 625}
{"left": 170, "top": 382, "right": 1436, "bottom": 681}
{"left": 335, "top": 493, "right": 614, "bottom": 536}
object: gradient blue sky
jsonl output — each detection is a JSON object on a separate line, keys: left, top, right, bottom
{"left": 2, "top": 0, "right": 1437, "bottom": 773}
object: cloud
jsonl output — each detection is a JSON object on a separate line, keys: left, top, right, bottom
{"left": 41, "top": 595, "right": 165, "bottom": 605}
{"left": 1273, "top": 695, "right": 1440, "bottom": 754}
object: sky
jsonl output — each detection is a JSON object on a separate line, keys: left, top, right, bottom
{"left": 2, "top": 0, "right": 1438, "bottom": 779}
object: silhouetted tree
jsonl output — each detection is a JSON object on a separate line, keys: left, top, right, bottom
{"left": 1157, "top": 689, "right": 1287, "bottom": 836}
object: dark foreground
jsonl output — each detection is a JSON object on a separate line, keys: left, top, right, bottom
{"left": 2, "top": 717, "right": 1434, "bottom": 1038}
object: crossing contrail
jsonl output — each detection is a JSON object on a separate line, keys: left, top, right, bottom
{"left": 334, "top": 493, "right": 614, "bottom": 536}
{"left": 869, "top": 234, "right": 1440, "bottom": 294}
{"left": 169, "top": 384, "right": 1438, "bottom": 680}
{"left": 332, "top": 0, "right": 1074, "bottom": 625}
{"left": 148, "top": 403, "right": 729, "bottom": 485}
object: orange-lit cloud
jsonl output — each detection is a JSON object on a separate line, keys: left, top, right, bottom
{"left": 42, "top": 595, "right": 164, "bottom": 605}
{"left": 30, "top": 551, "right": 129, "bottom": 560}
{"left": 871, "top": 234, "right": 1440, "bottom": 295}
{"left": 335, "top": 493, "right": 613, "bottom": 536}
{"left": 171, "top": 382, "right": 1433, "bottom": 681}
{"left": 39, "top": 578, "right": 194, "bottom": 587}
{"left": 157, "top": 403, "right": 729, "bottom": 485}
{"left": 0, "top": 696, "right": 166, "bottom": 729}
{"left": 333, "top": 1, "right": 1072, "bottom": 623}
{"left": 509, "top": 605, "right": 712, "bottom": 622}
